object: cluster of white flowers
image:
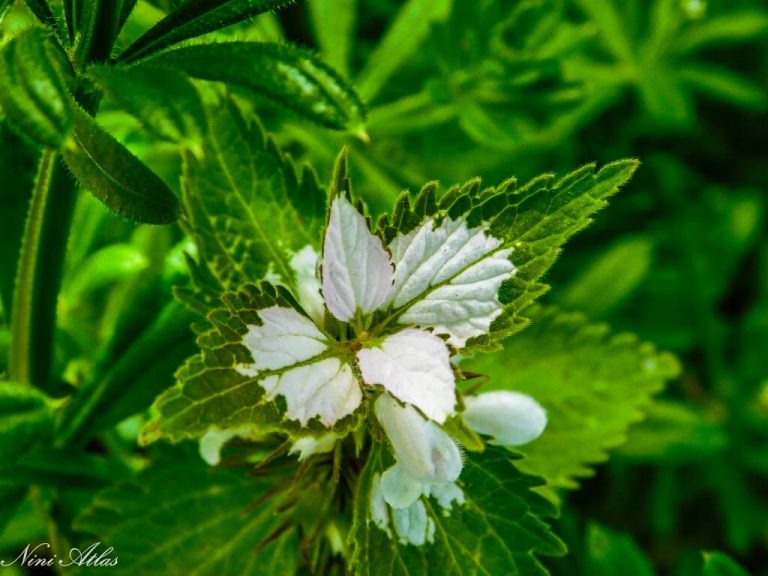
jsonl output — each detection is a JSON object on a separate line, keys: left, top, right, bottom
{"left": 200, "top": 195, "right": 548, "bottom": 546}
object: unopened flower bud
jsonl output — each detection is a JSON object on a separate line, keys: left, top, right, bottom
{"left": 463, "top": 391, "right": 547, "bottom": 446}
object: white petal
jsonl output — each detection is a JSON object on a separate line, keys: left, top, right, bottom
{"left": 370, "top": 473, "right": 392, "bottom": 536}
{"left": 322, "top": 196, "right": 393, "bottom": 321}
{"left": 393, "top": 500, "right": 435, "bottom": 546}
{"left": 423, "top": 481, "right": 465, "bottom": 512}
{"left": 387, "top": 217, "right": 515, "bottom": 347}
{"left": 289, "top": 432, "right": 339, "bottom": 461}
{"left": 238, "top": 306, "right": 327, "bottom": 375}
{"left": 463, "top": 391, "right": 547, "bottom": 446}
{"left": 198, "top": 425, "right": 257, "bottom": 466}
{"left": 374, "top": 394, "right": 462, "bottom": 483}
{"left": 358, "top": 329, "right": 456, "bottom": 423}
{"left": 290, "top": 245, "right": 326, "bottom": 326}
{"left": 381, "top": 463, "right": 425, "bottom": 509}
{"left": 262, "top": 359, "right": 362, "bottom": 426}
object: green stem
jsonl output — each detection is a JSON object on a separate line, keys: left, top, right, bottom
{"left": 9, "top": 151, "right": 78, "bottom": 389}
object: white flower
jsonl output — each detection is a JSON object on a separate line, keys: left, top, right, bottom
{"left": 463, "top": 391, "right": 547, "bottom": 446}
{"left": 235, "top": 195, "right": 517, "bottom": 429}
{"left": 289, "top": 432, "right": 339, "bottom": 461}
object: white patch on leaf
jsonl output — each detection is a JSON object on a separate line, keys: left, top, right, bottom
{"left": 289, "top": 431, "right": 339, "bottom": 461}
{"left": 322, "top": 196, "right": 393, "bottom": 321}
{"left": 261, "top": 358, "right": 361, "bottom": 426}
{"left": 387, "top": 217, "right": 515, "bottom": 347}
{"left": 238, "top": 306, "right": 327, "bottom": 375}
{"left": 290, "top": 245, "right": 325, "bottom": 326}
{"left": 358, "top": 329, "right": 456, "bottom": 423}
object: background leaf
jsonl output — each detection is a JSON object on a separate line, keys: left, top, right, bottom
{"left": 60, "top": 105, "right": 180, "bottom": 224}
{"left": 465, "top": 306, "right": 680, "bottom": 490}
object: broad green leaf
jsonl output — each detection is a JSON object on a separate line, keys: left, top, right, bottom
{"left": 88, "top": 63, "right": 207, "bottom": 146}
{"left": 309, "top": 0, "right": 356, "bottom": 77}
{"left": 586, "top": 523, "right": 654, "bottom": 576}
{"left": 141, "top": 283, "right": 316, "bottom": 444}
{"left": 60, "top": 105, "right": 180, "bottom": 224}
{"left": 702, "top": 552, "right": 751, "bottom": 576}
{"left": 145, "top": 42, "right": 366, "bottom": 132}
{"left": 0, "top": 122, "right": 38, "bottom": 316}
{"left": 0, "top": 27, "right": 73, "bottom": 147}
{"left": 180, "top": 97, "right": 324, "bottom": 296}
{"left": 377, "top": 159, "right": 639, "bottom": 351}
{"left": 0, "top": 382, "right": 54, "bottom": 465}
{"left": 559, "top": 235, "right": 653, "bottom": 318}
{"left": 464, "top": 306, "right": 680, "bottom": 489}
{"left": 618, "top": 400, "right": 727, "bottom": 463}
{"left": 350, "top": 445, "right": 565, "bottom": 575}
{"left": 355, "top": 0, "right": 451, "bottom": 102}
{"left": 74, "top": 448, "right": 300, "bottom": 576}
{"left": 117, "top": 0, "right": 290, "bottom": 63}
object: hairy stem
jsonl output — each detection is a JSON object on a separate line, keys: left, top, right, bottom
{"left": 9, "top": 151, "right": 78, "bottom": 388}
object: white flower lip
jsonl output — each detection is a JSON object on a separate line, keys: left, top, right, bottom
{"left": 374, "top": 394, "right": 462, "bottom": 484}
{"left": 462, "top": 391, "right": 547, "bottom": 446}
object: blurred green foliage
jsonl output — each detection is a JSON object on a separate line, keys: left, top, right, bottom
{"left": 0, "top": 0, "right": 767, "bottom": 574}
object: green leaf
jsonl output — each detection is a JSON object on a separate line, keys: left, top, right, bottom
{"left": 181, "top": 97, "right": 324, "bottom": 295}
{"left": 679, "top": 65, "right": 767, "bottom": 110}
{"left": 355, "top": 0, "right": 451, "bottom": 102}
{"left": 702, "top": 552, "right": 751, "bottom": 576}
{"left": 0, "top": 27, "right": 73, "bottom": 147}
{"left": 60, "top": 105, "right": 180, "bottom": 224}
{"left": 88, "top": 63, "right": 208, "bottom": 146}
{"left": 585, "top": 523, "right": 654, "bottom": 576}
{"left": 350, "top": 445, "right": 565, "bottom": 575}
{"left": 144, "top": 42, "right": 366, "bottom": 132}
{"left": 118, "top": 0, "right": 292, "bottom": 63}
{"left": 377, "top": 159, "right": 640, "bottom": 350}
{"left": 74, "top": 447, "right": 300, "bottom": 576}
{"left": 464, "top": 306, "right": 680, "bottom": 490}
{"left": 141, "top": 283, "right": 303, "bottom": 444}
{"left": 559, "top": 235, "right": 653, "bottom": 318}
{"left": 309, "top": 0, "right": 356, "bottom": 77}
{"left": 0, "top": 382, "right": 54, "bottom": 466}
{"left": 672, "top": 11, "right": 768, "bottom": 54}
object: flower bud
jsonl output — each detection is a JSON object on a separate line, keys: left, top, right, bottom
{"left": 374, "top": 394, "right": 462, "bottom": 484}
{"left": 462, "top": 391, "right": 547, "bottom": 446}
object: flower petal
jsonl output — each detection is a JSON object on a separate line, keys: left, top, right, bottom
{"left": 387, "top": 217, "right": 515, "bottom": 347}
{"left": 381, "top": 463, "right": 424, "bottom": 509}
{"left": 358, "top": 329, "right": 456, "bottom": 422}
{"left": 289, "top": 432, "right": 339, "bottom": 461}
{"left": 393, "top": 500, "right": 435, "bottom": 546}
{"left": 239, "top": 305, "right": 327, "bottom": 375}
{"left": 262, "top": 358, "right": 362, "bottom": 426}
{"left": 463, "top": 391, "right": 547, "bottom": 446}
{"left": 322, "top": 196, "right": 393, "bottom": 321}
{"left": 374, "top": 394, "right": 462, "bottom": 483}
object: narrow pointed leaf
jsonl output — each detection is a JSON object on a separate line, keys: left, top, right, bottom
{"left": 60, "top": 105, "right": 180, "bottom": 224}
{"left": 118, "top": 0, "right": 293, "bottom": 63}
{"left": 144, "top": 42, "right": 366, "bottom": 132}
{"left": 88, "top": 63, "right": 207, "bottom": 145}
